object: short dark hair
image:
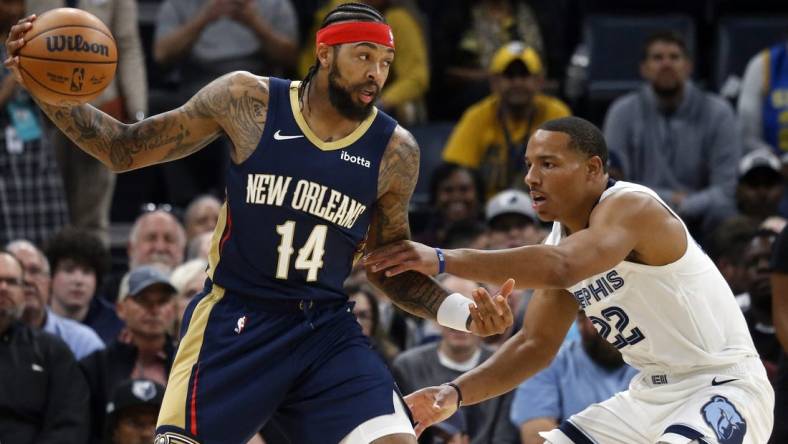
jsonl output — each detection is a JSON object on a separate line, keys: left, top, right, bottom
{"left": 538, "top": 117, "right": 609, "bottom": 171}
{"left": 299, "top": 2, "right": 387, "bottom": 101}
{"left": 642, "top": 30, "right": 690, "bottom": 61}
{"left": 45, "top": 228, "right": 110, "bottom": 286}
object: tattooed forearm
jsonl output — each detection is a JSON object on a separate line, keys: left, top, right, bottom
{"left": 36, "top": 100, "right": 200, "bottom": 172}
{"left": 34, "top": 71, "right": 268, "bottom": 171}
{"left": 375, "top": 271, "right": 448, "bottom": 319}
{"left": 366, "top": 126, "right": 449, "bottom": 320}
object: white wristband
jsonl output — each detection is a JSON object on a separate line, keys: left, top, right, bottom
{"left": 437, "top": 293, "right": 473, "bottom": 332}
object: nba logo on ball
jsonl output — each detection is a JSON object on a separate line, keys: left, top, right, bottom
{"left": 17, "top": 8, "right": 117, "bottom": 105}
{"left": 69, "top": 67, "right": 84, "bottom": 92}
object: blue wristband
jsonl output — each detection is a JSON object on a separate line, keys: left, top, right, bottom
{"left": 435, "top": 248, "right": 446, "bottom": 274}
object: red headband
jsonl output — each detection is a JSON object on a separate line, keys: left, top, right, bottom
{"left": 316, "top": 22, "right": 395, "bottom": 49}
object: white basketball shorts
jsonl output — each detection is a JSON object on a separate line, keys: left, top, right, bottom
{"left": 539, "top": 357, "right": 774, "bottom": 444}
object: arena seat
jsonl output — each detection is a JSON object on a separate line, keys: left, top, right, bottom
{"left": 408, "top": 122, "right": 455, "bottom": 209}
{"left": 584, "top": 14, "right": 696, "bottom": 101}
{"left": 713, "top": 16, "right": 788, "bottom": 92}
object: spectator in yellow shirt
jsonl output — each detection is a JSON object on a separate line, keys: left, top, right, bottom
{"left": 442, "top": 42, "right": 570, "bottom": 197}
{"left": 299, "top": 0, "right": 429, "bottom": 125}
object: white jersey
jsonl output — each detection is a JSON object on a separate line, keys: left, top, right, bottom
{"left": 545, "top": 181, "right": 758, "bottom": 374}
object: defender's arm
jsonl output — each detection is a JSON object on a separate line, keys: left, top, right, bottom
{"left": 406, "top": 288, "right": 577, "bottom": 435}
{"left": 367, "top": 191, "right": 685, "bottom": 289}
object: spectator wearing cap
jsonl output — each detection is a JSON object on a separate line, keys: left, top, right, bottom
{"left": 0, "top": 250, "right": 90, "bottom": 444}
{"left": 442, "top": 41, "right": 571, "bottom": 198}
{"left": 510, "top": 312, "right": 637, "bottom": 444}
{"left": 6, "top": 239, "right": 104, "bottom": 360}
{"left": 485, "top": 189, "right": 545, "bottom": 249}
{"left": 46, "top": 227, "right": 122, "bottom": 344}
{"left": 735, "top": 148, "right": 786, "bottom": 223}
{"left": 104, "top": 379, "right": 164, "bottom": 444}
{"left": 80, "top": 265, "right": 177, "bottom": 444}
{"left": 603, "top": 31, "right": 742, "bottom": 241}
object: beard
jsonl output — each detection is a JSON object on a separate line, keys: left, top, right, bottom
{"left": 327, "top": 62, "right": 377, "bottom": 121}
{"left": 583, "top": 335, "right": 626, "bottom": 370}
{"left": 651, "top": 74, "right": 683, "bottom": 100}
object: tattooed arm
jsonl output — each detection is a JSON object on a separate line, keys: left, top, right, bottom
{"left": 4, "top": 19, "right": 266, "bottom": 172}
{"left": 366, "top": 127, "right": 513, "bottom": 335}
{"left": 31, "top": 71, "right": 267, "bottom": 172}
{"left": 366, "top": 126, "right": 448, "bottom": 319}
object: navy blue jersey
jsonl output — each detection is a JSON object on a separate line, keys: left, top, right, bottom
{"left": 207, "top": 77, "right": 396, "bottom": 301}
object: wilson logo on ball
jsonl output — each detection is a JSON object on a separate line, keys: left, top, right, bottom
{"left": 45, "top": 35, "right": 110, "bottom": 57}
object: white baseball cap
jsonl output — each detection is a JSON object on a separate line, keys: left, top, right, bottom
{"left": 738, "top": 148, "right": 781, "bottom": 179}
{"left": 485, "top": 189, "right": 537, "bottom": 224}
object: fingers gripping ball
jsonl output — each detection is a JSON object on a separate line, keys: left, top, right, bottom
{"left": 17, "top": 8, "right": 117, "bottom": 105}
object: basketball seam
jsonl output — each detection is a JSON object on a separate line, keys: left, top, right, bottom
{"left": 18, "top": 64, "right": 103, "bottom": 98}
{"left": 19, "top": 54, "right": 118, "bottom": 64}
{"left": 23, "top": 24, "right": 116, "bottom": 47}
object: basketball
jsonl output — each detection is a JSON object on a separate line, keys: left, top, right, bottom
{"left": 17, "top": 8, "right": 117, "bottom": 106}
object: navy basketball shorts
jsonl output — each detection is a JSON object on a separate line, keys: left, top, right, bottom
{"left": 155, "top": 281, "right": 402, "bottom": 444}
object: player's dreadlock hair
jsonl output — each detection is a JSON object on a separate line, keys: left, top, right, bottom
{"left": 298, "top": 2, "right": 387, "bottom": 103}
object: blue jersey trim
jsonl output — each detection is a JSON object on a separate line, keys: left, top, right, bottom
{"left": 559, "top": 420, "right": 595, "bottom": 444}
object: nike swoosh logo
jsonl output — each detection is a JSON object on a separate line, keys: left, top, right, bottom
{"left": 273, "top": 130, "right": 304, "bottom": 141}
{"left": 711, "top": 377, "right": 738, "bottom": 386}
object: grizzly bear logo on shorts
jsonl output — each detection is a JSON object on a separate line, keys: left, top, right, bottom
{"left": 701, "top": 395, "right": 747, "bottom": 444}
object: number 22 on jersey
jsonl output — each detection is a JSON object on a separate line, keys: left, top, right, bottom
{"left": 275, "top": 221, "right": 327, "bottom": 282}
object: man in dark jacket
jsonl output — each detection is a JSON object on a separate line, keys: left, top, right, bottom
{"left": 0, "top": 250, "right": 90, "bottom": 443}
{"left": 80, "top": 265, "right": 177, "bottom": 444}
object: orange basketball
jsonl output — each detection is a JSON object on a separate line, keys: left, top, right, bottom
{"left": 17, "top": 8, "right": 117, "bottom": 105}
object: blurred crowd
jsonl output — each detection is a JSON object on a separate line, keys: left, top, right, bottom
{"left": 1, "top": 0, "right": 788, "bottom": 443}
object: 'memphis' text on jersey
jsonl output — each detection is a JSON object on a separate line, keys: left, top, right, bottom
{"left": 573, "top": 270, "right": 625, "bottom": 309}
{"left": 246, "top": 174, "right": 367, "bottom": 229}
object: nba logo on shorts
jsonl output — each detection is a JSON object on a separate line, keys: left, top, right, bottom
{"left": 234, "top": 315, "right": 248, "bottom": 334}
{"left": 701, "top": 395, "right": 747, "bottom": 444}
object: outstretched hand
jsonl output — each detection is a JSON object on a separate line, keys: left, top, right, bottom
{"left": 467, "top": 279, "right": 515, "bottom": 337}
{"left": 364, "top": 240, "right": 440, "bottom": 277}
{"left": 3, "top": 15, "right": 36, "bottom": 86}
{"left": 405, "top": 385, "right": 459, "bottom": 437}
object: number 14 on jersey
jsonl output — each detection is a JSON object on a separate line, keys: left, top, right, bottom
{"left": 275, "top": 221, "right": 327, "bottom": 282}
